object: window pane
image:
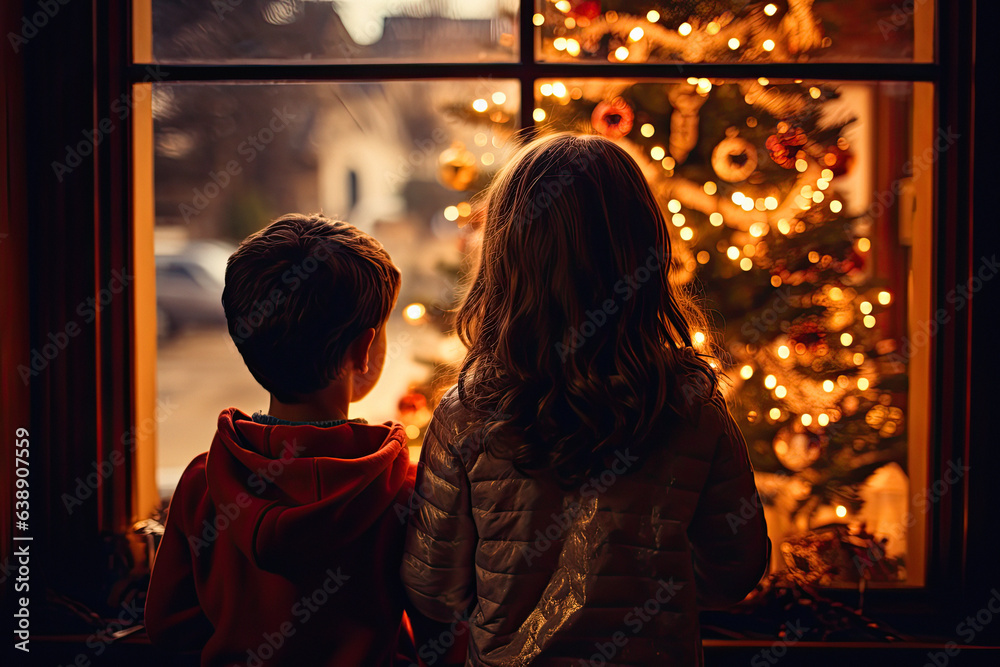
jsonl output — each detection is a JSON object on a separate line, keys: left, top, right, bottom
{"left": 536, "top": 1, "right": 933, "bottom": 63}
{"left": 152, "top": 0, "right": 519, "bottom": 63}
{"left": 534, "top": 78, "right": 933, "bottom": 586}
{"left": 154, "top": 81, "right": 519, "bottom": 497}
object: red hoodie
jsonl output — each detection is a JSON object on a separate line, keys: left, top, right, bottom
{"left": 145, "top": 408, "right": 417, "bottom": 666}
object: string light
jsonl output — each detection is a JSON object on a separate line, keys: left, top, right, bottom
{"left": 629, "top": 27, "right": 644, "bottom": 41}
{"left": 565, "top": 17, "right": 576, "bottom": 29}
{"left": 835, "top": 505, "right": 847, "bottom": 518}
{"left": 552, "top": 82, "right": 567, "bottom": 97}
{"left": 457, "top": 202, "right": 472, "bottom": 217}
{"left": 647, "top": 10, "right": 660, "bottom": 22}
{"left": 878, "top": 291, "right": 892, "bottom": 305}
{"left": 740, "top": 257, "right": 753, "bottom": 271}
{"left": 704, "top": 181, "right": 717, "bottom": 195}
{"left": 694, "top": 331, "right": 706, "bottom": 344}
{"left": 740, "top": 365, "right": 754, "bottom": 379}
{"left": 758, "top": 77, "right": 770, "bottom": 86}
{"left": 795, "top": 158, "right": 808, "bottom": 172}
{"left": 481, "top": 153, "right": 495, "bottom": 165}
{"left": 764, "top": 196, "right": 778, "bottom": 210}
{"left": 680, "top": 227, "right": 694, "bottom": 241}
{"left": 650, "top": 146, "right": 666, "bottom": 160}
{"left": 853, "top": 352, "right": 865, "bottom": 365}
{"left": 778, "top": 345, "right": 790, "bottom": 359}
{"left": 858, "top": 238, "right": 871, "bottom": 252}
{"left": 860, "top": 300, "right": 873, "bottom": 314}
{"left": 553, "top": 37, "right": 567, "bottom": 51}
{"left": 678, "top": 22, "right": 692, "bottom": 36}
{"left": 764, "top": 374, "right": 777, "bottom": 389}
{"left": 443, "top": 206, "right": 459, "bottom": 221}
{"left": 641, "top": 123, "right": 655, "bottom": 137}
{"left": 533, "top": 13, "right": 544, "bottom": 26}
{"left": 764, "top": 3, "right": 778, "bottom": 16}
{"left": 727, "top": 246, "right": 740, "bottom": 260}
{"left": 614, "top": 46, "right": 630, "bottom": 60}
{"left": 706, "top": 21, "right": 720, "bottom": 35}
{"left": 696, "top": 78, "right": 712, "bottom": 94}
{"left": 566, "top": 39, "right": 581, "bottom": 56}
{"left": 555, "top": 0, "right": 571, "bottom": 12}
{"left": 672, "top": 213, "right": 686, "bottom": 227}
{"left": 491, "top": 92, "right": 506, "bottom": 105}
{"left": 818, "top": 413, "right": 830, "bottom": 427}
{"left": 472, "top": 99, "right": 488, "bottom": 112}
{"left": 661, "top": 156, "right": 676, "bottom": 170}
{"left": 829, "top": 287, "right": 843, "bottom": 300}
{"left": 710, "top": 212, "right": 724, "bottom": 226}
{"left": 858, "top": 377, "right": 870, "bottom": 390}
{"left": 728, "top": 38, "right": 741, "bottom": 50}
{"left": 841, "top": 332, "right": 853, "bottom": 346}
{"left": 404, "top": 303, "right": 427, "bottom": 321}
{"left": 532, "top": 108, "right": 547, "bottom": 122}
{"left": 830, "top": 200, "right": 843, "bottom": 213}
{"left": 801, "top": 414, "right": 813, "bottom": 426}
{"left": 823, "top": 380, "right": 834, "bottom": 392}
{"left": 763, "top": 39, "right": 775, "bottom": 51}
{"left": 864, "top": 315, "right": 876, "bottom": 328}
{"left": 540, "top": 83, "right": 553, "bottom": 96}
{"left": 769, "top": 407, "right": 781, "bottom": 420}
{"left": 809, "top": 87, "right": 822, "bottom": 99}
{"left": 775, "top": 385, "right": 787, "bottom": 398}
{"left": 697, "top": 251, "right": 710, "bottom": 264}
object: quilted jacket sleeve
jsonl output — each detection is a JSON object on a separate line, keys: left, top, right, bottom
{"left": 687, "top": 398, "right": 770, "bottom": 609}
{"left": 400, "top": 393, "right": 478, "bottom": 624}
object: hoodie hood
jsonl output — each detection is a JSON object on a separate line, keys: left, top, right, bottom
{"left": 205, "top": 408, "right": 411, "bottom": 574}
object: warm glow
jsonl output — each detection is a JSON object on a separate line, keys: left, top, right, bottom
{"left": 840, "top": 332, "right": 853, "bottom": 346}
{"left": 769, "top": 407, "right": 781, "bottom": 420}
{"left": 710, "top": 212, "right": 724, "bottom": 226}
{"left": 404, "top": 303, "right": 427, "bottom": 321}
{"left": 801, "top": 414, "right": 813, "bottom": 426}
{"left": 555, "top": 0, "right": 571, "bottom": 12}
{"left": 762, "top": 39, "right": 775, "bottom": 51}
{"left": 836, "top": 505, "right": 848, "bottom": 518}
{"left": 778, "top": 345, "right": 790, "bottom": 359}
{"left": 472, "top": 98, "right": 488, "bottom": 112}
{"left": 740, "top": 257, "right": 753, "bottom": 271}
{"left": 661, "top": 156, "right": 676, "bottom": 170}
{"left": 553, "top": 37, "right": 567, "bottom": 50}
{"left": 812, "top": 191, "right": 825, "bottom": 203}
{"left": 491, "top": 92, "right": 506, "bottom": 105}
{"left": 647, "top": 10, "right": 660, "bottom": 22}
{"left": 481, "top": 152, "right": 494, "bottom": 166}
{"left": 728, "top": 38, "right": 740, "bottom": 50}
{"left": 552, "top": 82, "right": 567, "bottom": 97}
{"left": 706, "top": 21, "right": 720, "bottom": 35}
{"left": 860, "top": 300, "right": 873, "bottom": 314}
{"left": 694, "top": 331, "right": 706, "bottom": 345}
{"left": 732, "top": 191, "right": 746, "bottom": 205}
{"left": 795, "top": 158, "right": 808, "bottom": 172}
{"left": 853, "top": 352, "right": 865, "bottom": 365}
{"left": 540, "top": 83, "right": 553, "bottom": 96}
{"left": 749, "top": 222, "right": 767, "bottom": 238}
{"left": 821, "top": 168, "right": 835, "bottom": 180}
{"left": 726, "top": 246, "right": 740, "bottom": 260}
{"left": 809, "top": 87, "right": 822, "bottom": 99}
{"left": 764, "top": 196, "right": 778, "bottom": 210}
{"left": 830, "top": 200, "right": 843, "bottom": 213}
{"left": 758, "top": 77, "right": 770, "bottom": 86}
{"left": 614, "top": 46, "right": 630, "bottom": 61}
{"left": 532, "top": 13, "right": 544, "bottom": 26}
{"left": 764, "top": 3, "right": 778, "bottom": 16}
{"left": 823, "top": 380, "right": 834, "bottom": 392}
{"left": 775, "top": 385, "right": 787, "bottom": 398}
{"left": 672, "top": 213, "right": 685, "bottom": 227}
{"left": 678, "top": 22, "right": 692, "bottom": 36}
{"left": 878, "top": 290, "right": 892, "bottom": 305}
{"left": 443, "top": 206, "right": 459, "bottom": 221}
{"left": 697, "top": 250, "right": 710, "bottom": 264}
{"left": 457, "top": 202, "right": 472, "bottom": 217}
{"left": 566, "top": 39, "right": 581, "bottom": 56}
{"left": 864, "top": 315, "right": 877, "bottom": 328}
{"left": 532, "top": 108, "right": 547, "bottom": 122}
{"left": 829, "top": 287, "right": 843, "bottom": 301}
{"left": 764, "top": 374, "right": 777, "bottom": 389}
{"left": 641, "top": 123, "right": 655, "bottom": 137}
{"left": 696, "top": 78, "right": 712, "bottom": 94}
{"left": 858, "top": 238, "right": 871, "bottom": 252}
{"left": 818, "top": 413, "right": 830, "bottom": 427}
{"left": 740, "top": 365, "right": 754, "bottom": 380}
{"left": 679, "top": 227, "right": 694, "bottom": 241}
{"left": 858, "top": 377, "right": 870, "bottom": 391}
{"left": 777, "top": 219, "right": 791, "bottom": 234}
{"left": 704, "top": 181, "right": 717, "bottom": 195}
{"left": 667, "top": 199, "right": 682, "bottom": 213}
{"left": 650, "top": 146, "right": 666, "bottom": 161}
{"left": 629, "top": 27, "right": 644, "bottom": 41}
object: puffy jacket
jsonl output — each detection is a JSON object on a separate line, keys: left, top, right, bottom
{"left": 145, "top": 409, "right": 416, "bottom": 666}
{"left": 401, "top": 386, "right": 769, "bottom": 666}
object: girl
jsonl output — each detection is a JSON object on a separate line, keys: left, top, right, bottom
{"left": 401, "top": 133, "right": 768, "bottom": 666}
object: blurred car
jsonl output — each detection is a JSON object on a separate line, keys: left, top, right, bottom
{"left": 155, "top": 240, "right": 234, "bottom": 340}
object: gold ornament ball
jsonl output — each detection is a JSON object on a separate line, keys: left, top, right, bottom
{"left": 438, "top": 143, "right": 479, "bottom": 191}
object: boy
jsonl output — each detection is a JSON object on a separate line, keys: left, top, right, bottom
{"left": 145, "top": 213, "right": 417, "bottom": 666}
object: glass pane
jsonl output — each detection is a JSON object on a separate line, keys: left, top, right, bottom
{"left": 535, "top": 0, "right": 933, "bottom": 63}
{"left": 152, "top": 0, "right": 519, "bottom": 63}
{"left": 534, "top": 77, "right": 933, "bottom": 587}
{"left": 154, "top": 80, "right": 519, "bottom": 497}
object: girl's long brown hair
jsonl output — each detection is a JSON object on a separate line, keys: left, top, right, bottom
{"left": 456, "top": 133, "right": 719, "bottom": 485}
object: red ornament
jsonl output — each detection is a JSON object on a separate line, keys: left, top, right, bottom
{"left": 567, "top": 1, "right": 601, "bottom": 21}
{"left": 766, "top": 122, "right": 807, "bottom": 169}
{"left": 591, "top": 98, "right": 634, "bottom": 139}
{"left": 823, "top": 144, "right": 854, "bottom": 177}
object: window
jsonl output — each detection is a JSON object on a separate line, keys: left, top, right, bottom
{"left": 135, "top": 0, "right": 936, "bottom": 589}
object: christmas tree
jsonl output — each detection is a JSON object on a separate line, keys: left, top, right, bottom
{"left": 429, "top": 0, "right": 912, "bottom": 584}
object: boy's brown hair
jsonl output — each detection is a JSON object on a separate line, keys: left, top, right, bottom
{"left": 222, "top": 213, "right": 400, "bottom": 404}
